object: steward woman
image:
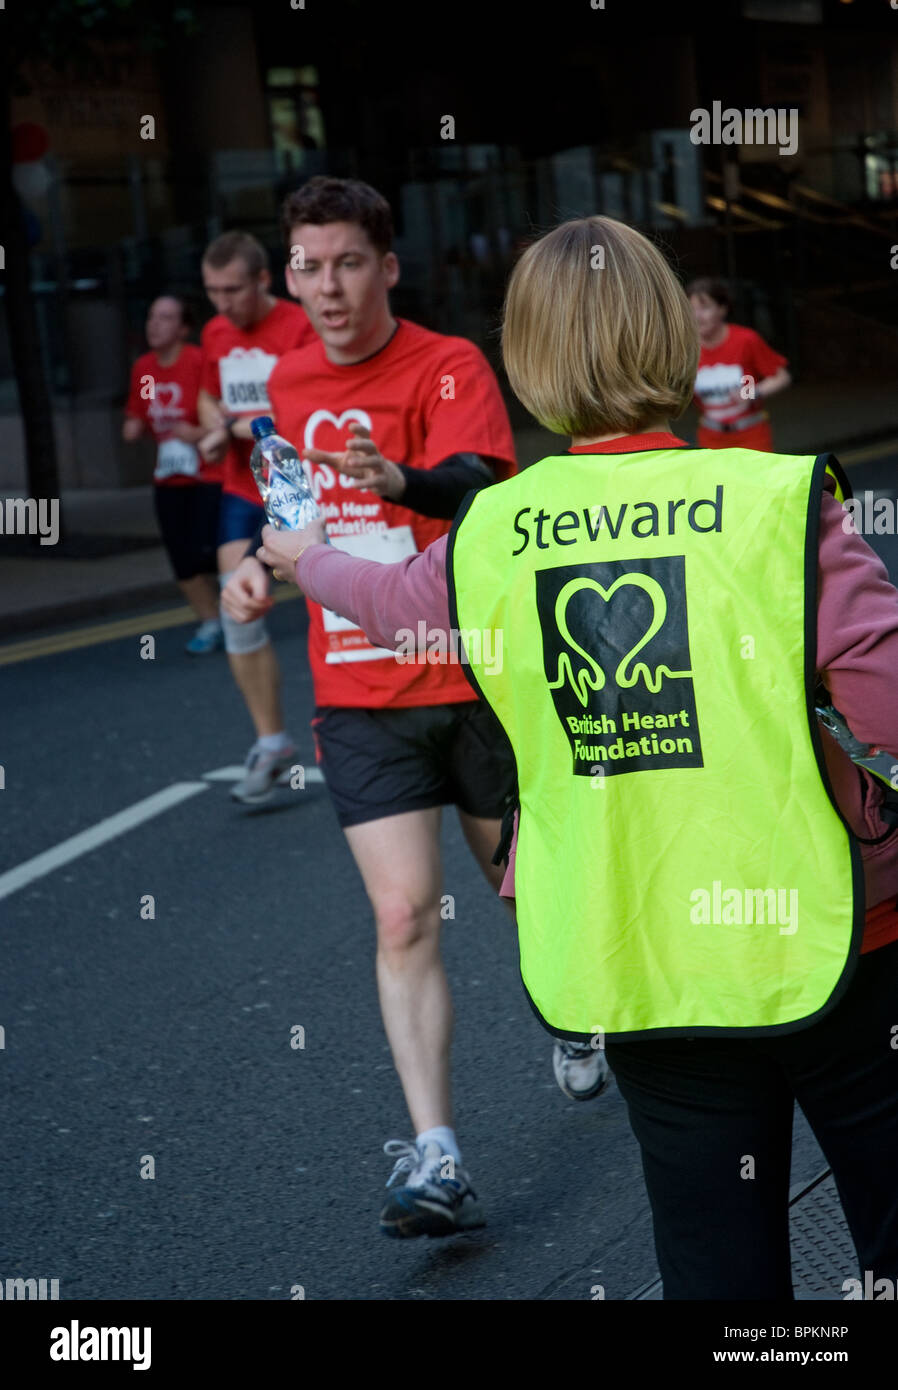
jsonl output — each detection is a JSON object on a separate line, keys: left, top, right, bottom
{"left": 255, "top": 216, "right": 898, "bottom": 1300}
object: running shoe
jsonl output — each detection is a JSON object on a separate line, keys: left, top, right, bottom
{"left": 185, "top": 620, "right": 223, "bottom": 655}
{"left": 552, "top": 1039, "right": 611, "bottom": 1101}
{"left": 379, "top": 1138, "right": 486, "bottom": 1239}
{"left": 230, "top": 741, "right": 298, "bottom": 804}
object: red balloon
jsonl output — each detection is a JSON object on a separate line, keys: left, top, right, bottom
{"left": 12, "top": 122, "right": 50, "bottom": 164}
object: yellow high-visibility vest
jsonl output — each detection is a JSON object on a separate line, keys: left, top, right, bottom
{"left": 447, "top": 445, "right": 862, "bottom": 1040}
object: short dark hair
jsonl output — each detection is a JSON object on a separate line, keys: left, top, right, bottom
{"left": 685, "top": 276, "right": 731, "bottom": 312}
{"left": 280, "top": 176, "right": 393, "bottom": 255}
{"left": 203, "top": 231, "right": 269, "bottom": 276}
{"left": 163, "top": 293, "right": 196, "bottom": 331}
{"left": 151, "top": 292, "right": 196, "bottom": 333}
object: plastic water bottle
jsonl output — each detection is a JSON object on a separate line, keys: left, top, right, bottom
{"left": 817, "top": 703, "right": 897, "bottom": 793}
{"left": 249, "top": 416, "right": 328, "bottom": 535}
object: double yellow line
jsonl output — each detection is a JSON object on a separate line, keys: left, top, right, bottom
{"left": 839, "top": 438, "right": 898, "bottom": 467}
{"left": 0, "top": 587, "right": 301, "bottom": 667}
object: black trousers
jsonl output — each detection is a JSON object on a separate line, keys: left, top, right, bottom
{"left": 605, "top": 938, "right": 898, "bottom": 1300}
{"left": 153, "top": 481, "right": 221, "bottom": 581}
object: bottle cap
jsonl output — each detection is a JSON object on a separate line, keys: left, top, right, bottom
{"left": 250, "top": 416, "right": 275, "bottom": 439}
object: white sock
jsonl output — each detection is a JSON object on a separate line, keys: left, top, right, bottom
{"left": 416, "top": 1126, "right": 461, "bottom": 1166}
{"left": 256, "top": 731, "right": 291, "bottom": 753}
{"left": 196, "top": 618, "right": 221, "bottom": 634}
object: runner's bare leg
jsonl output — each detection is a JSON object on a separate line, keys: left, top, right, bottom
{"left": 343, "top": 807, "right": 451, "bottom": 1135}
{"left": 457, "top": 809, "right": 516, "bottom": 918}
{"left": 218, "top": 537, "right": 286, "bottom": 738}
{"left": 178, "top": 573, "right": 221, "bottom": 622}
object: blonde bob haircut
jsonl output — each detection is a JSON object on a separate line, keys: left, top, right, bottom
{"left": 501, "top": 217, "right": 699, "bottom": 438}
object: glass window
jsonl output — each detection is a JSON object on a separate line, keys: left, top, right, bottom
{"left": 265, "top": 66, "right": 326, "bottom": 176}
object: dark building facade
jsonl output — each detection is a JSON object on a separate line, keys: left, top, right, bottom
{"left": 3, "top": 0, "right": 898, "bottom": 488}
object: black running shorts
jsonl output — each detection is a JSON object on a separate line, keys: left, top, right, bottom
{"left": 153, "top": 481, "right": 222, "bottom": 580}
{"left": 310, "top": 700, "right": 517, "bottom": 829}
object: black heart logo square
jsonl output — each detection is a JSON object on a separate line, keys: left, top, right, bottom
{"left": 535, "top": 556, "right": 703, "bottom": 777}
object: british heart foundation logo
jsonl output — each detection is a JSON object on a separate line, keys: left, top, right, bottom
{"left": 536, "top": 556, "right": 703, "bottom": 777}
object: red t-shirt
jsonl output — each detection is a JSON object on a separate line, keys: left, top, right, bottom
{"left": 200, "top": 299, "right": 314, "bottom": 504}
{"left": 859, "top": 894, "right": 898, "bottom": 954}
{"left": 125, "top": 345, "right": 219, "bottom": 487}
{"left": 268, "top": 317, "right": 517, "bottom": 710}
{"left": 693, "top": 323, "right": 787, "bottom": 427}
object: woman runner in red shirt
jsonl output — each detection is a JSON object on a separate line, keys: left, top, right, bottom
{"left": 123, "top": 295, "right": 224, "bottom": 653}
{"left": 688, "top": 277, "right": 791, "bottom": 452}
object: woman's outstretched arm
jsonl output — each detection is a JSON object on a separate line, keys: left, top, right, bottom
{"left": 295, "top": 533, "right": 452, "bottom": 652}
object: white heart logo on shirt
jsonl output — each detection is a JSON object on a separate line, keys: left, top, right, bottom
{"left": 304, "top": 407, "right": 372, "bottom": 453}
{"left": 147, "top": 381, "right": 183, "bottom": 424}
{"left": 304, "top": 408, "right": 374, "bottom": 497}
{"left": 153, "top": 383, "right": 182, "bottom": 408}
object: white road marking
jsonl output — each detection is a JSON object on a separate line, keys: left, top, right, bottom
{"left": 0, "top": 782, "right": 209, "bottom": 902}
{"left": 202, "top": 765, "right": 324, "bottom": 784}
{"left": 1, "top": 765, "right": 324, "bottom": 903}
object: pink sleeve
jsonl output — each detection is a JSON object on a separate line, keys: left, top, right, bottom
{"left": 295, "top": 533, "right": 451, "bottom": 649}
{"left": 817, "top": 490, "right": 898, "bottom": 755}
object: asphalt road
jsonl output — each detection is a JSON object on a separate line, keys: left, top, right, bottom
{"left": 1, "top": 444, "right": 894, "bottom": 1301}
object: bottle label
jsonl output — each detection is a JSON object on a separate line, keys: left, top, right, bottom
{"left": 218, "top": 348, "right": 279, "bottom": 412}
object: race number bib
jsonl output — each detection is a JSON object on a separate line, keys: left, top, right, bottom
{"left": 322, "top": 526, "right": 418, "bottom": 663}
{"left": 154, "top": 438, "right": 200, "bottom": 481}
{"left": 218, "top": 348, "right": 279, "bottom": 412}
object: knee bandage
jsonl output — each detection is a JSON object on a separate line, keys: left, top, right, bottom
{"left": 218, "top": 570, "right": 271, "bottom": 655}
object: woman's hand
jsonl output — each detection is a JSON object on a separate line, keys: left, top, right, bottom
{"left": 257, "top": 518, "right": 328, "bottom": 585}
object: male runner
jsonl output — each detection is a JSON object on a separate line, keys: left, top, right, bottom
{"left": 222, "top": 177, "right": 518, "bottom": 1237}
{"left": 197, "top": 230, "right": 315, "bottom": 801}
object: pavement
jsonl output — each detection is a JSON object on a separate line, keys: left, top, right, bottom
{"left": 1, "top": 379, "right": 897, "bottom": 640}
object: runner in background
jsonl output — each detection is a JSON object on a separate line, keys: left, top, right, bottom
{"left": 197, "top": 231, "right": 315, "bottom": 801}
{"left": 221, "top": 177, "right": 522, "bottom": 1238}
{"left": 122, "top": 294, "right": 223, "bottom": 654}
{"left": 687, "top": 277, "right": 791, "bottom": 452}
